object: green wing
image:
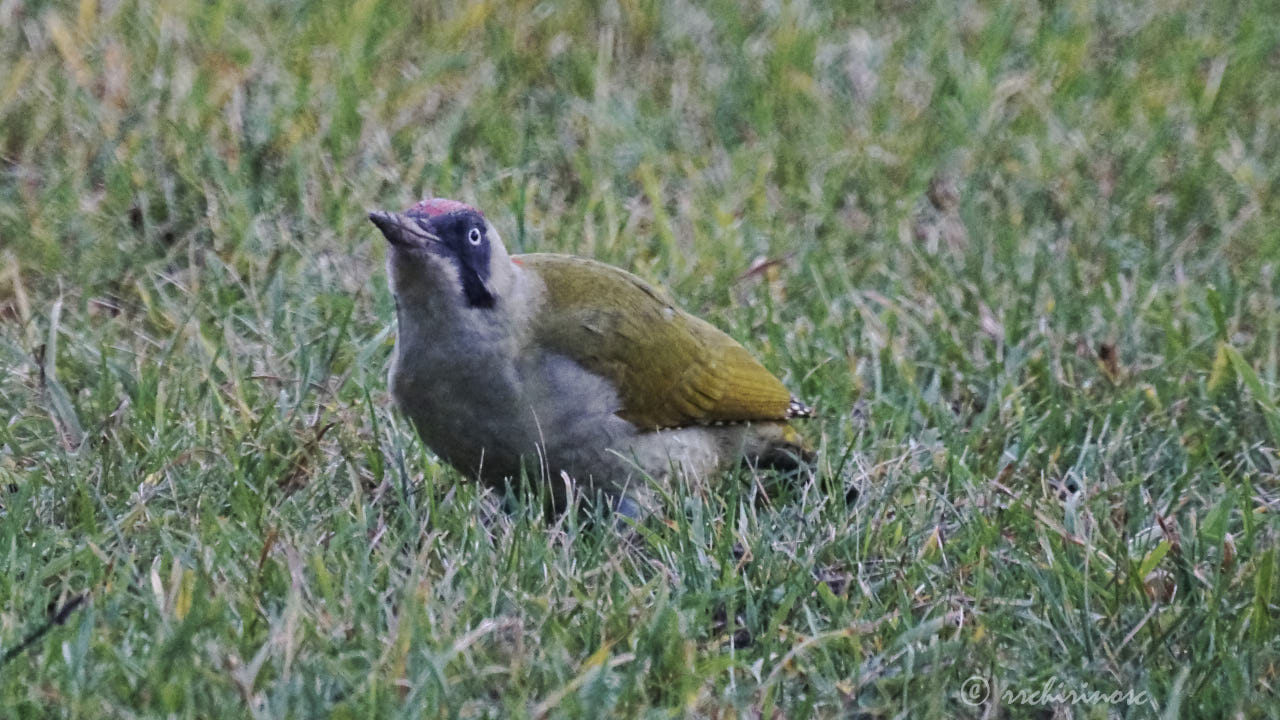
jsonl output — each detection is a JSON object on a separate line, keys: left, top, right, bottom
{"left": 519, "top": 254, "right": 805, "bottom": 430}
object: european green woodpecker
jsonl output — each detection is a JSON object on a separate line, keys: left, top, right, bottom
{"left": 370, "top": 198, "right": 813, "bottom": 517}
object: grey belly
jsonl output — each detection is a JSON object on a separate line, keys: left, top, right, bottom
{"left": 391, "top": 348, "right": 640, "bottom": 490}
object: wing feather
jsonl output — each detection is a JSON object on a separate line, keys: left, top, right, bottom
{"left": 520, "top": 254, "right": 803, "bottom": 430}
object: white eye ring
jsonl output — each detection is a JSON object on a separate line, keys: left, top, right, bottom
{"left": 468, "top": 228, "right": 482, "bottom": 245}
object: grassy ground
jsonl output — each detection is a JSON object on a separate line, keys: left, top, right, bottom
{"left": 2, "top": 0, "right": 1279, "bottom": 717}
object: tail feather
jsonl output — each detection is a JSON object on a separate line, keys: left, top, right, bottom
{"left": 736, "top": 422, "right": 815, "bottom": 471}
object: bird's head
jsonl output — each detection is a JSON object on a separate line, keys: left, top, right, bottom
{"left": 370, "top": 198, "right": 514, "bottom": 311}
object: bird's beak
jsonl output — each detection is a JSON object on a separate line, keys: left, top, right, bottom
{"left": 368, "top": 210, "right": 439, "bottom": 249}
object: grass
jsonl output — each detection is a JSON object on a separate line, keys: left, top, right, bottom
{"left": 2, "top": 0, "right": 1279, "bottom": 716}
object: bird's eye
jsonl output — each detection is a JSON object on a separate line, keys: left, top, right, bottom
{"left": 468, "top": 228, "right": 482, "bottom": 245}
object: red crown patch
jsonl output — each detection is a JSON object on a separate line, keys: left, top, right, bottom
{"left": 407, "top": 198, "right": 480, "bottom": 218}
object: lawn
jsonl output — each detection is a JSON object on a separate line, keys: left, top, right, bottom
{"left": 2, "top": 0, "right": 1278, "bottom": 717}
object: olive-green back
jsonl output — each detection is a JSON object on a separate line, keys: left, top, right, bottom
{"left": 519, "top": 254, "right": 795, "bottom": 430}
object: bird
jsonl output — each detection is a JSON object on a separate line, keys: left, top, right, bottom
{"left": 369, "top": 197, "right": 814, "bottom": 518}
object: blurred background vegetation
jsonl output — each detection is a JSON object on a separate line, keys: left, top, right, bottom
{"left": 2, "top": 0, "right": 1278, "bottom": 716}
